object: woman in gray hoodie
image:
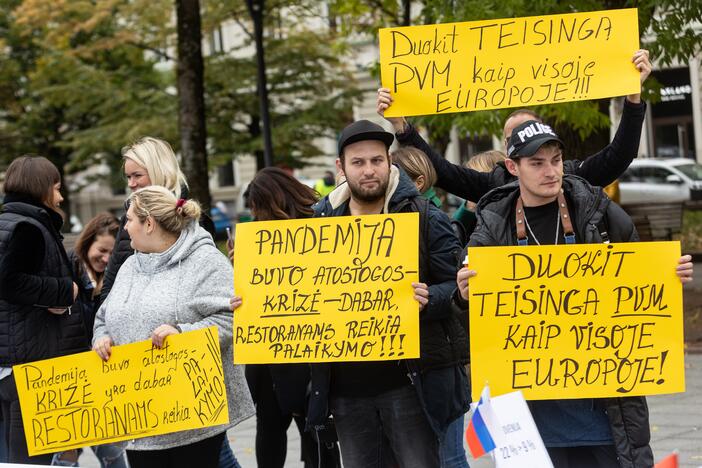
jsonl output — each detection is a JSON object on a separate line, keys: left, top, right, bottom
{"left": 92, "top": 186, "right": 254, "bottom": 468}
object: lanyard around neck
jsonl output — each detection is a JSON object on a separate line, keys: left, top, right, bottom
{"left": 515, "top": 190, "right": 576, "bottom": 246}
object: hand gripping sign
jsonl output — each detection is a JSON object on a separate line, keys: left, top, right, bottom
{"left": 232, "top": 213, "right": 420, "bottom": 364}
{"left": 468, "top": 241, "right": 685, "bottom": 401}
{"left": 379, "top": 8, "right": 640, "bottom": 117}
{"left": 14, "top": 327, "right": 228, "bottom": 456}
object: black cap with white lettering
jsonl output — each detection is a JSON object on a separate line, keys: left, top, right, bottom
{"left": 507, "top": 120, "right": 564, "bottom": 159}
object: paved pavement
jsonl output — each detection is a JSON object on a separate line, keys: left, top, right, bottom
{"left": 74, "top": 353, "right": 702, "bottom": 467}
{"left": 71, "top": 263, "right": 702, "bottom": 467}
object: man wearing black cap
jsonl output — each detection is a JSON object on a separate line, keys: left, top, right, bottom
{"left": 306, "top": 120, "right": 469, "bottom": 467}
{"left": 455, "top": 119, "right": 656, "bottom": 467}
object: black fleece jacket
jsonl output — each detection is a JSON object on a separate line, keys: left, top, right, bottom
{"left": 396, "top": 99, "right": 647, "bottom": 203}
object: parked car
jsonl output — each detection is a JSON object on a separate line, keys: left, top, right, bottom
{"left": 618, "top": 158, "right": 702, "bottom": 205}
{"left": 210, "top": 205, "right": 233, "bottom": 240}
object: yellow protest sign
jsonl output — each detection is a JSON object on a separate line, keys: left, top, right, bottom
{"left": 233, "top": 213, "right": 420, "bottom": 363}
{"left": 379, "top": 9, "right": 640, "bottom": 117}
{"left": 468, "top": 242, "right": 685, "bottom": 401}
{"left": 14, "top": 327, "right": 228, "bottom": 456}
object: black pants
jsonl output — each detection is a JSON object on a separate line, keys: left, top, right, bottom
{"left": 127, "top": 431, "right": 225, "bottom": 468}
{"left": 251, "top": 366, "right": 340, "bottom": 468}
{"left": 548, "top": 445, "right": 620, "bottom": 468}
{"left": 0, "top": 374, "right": 52, "bottom": 465}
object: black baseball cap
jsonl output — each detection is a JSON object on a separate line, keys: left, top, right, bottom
{"left": 507, "top": 120, "right": 564, "bottom": 159}
{"left": 337, "top": 120, "right": 395, "bottom": 156}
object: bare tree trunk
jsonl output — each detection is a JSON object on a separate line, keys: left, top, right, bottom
{"left": 246, "top": 0, "right": 274, "bottom": 169}
{"left": 175, "top": 0, "right": 212, "bottom": 210}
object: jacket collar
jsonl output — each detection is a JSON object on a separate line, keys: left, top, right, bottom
{"left": 2, "top": 193, "right": 64, "bottom": 234}
{"left": 324, "top": 165, "right": 420, "bottom": 215}
{"left": 475, "top": 175, "right": 609, "bottom": 240}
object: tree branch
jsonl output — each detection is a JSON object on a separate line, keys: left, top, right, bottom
{"left": 127, "top": 41, "right": 175, "bottom": 61}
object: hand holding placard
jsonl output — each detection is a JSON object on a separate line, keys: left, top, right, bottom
{"left": 379, "top": 9, "right": 640, "bottom": 117}
{"left": 14, "top": 327, "right": 229, "bottom": 456}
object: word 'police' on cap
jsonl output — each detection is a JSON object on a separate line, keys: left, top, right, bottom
{"left": 507, "top": 120, "right": 564, "bottom": 159}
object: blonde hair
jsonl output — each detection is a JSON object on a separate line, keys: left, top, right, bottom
{"left": 465, "top": 150, "right": 506, "bottom": 172}
{"left": 129, "top": 186, "right": 201, "bottom": 234}
{"left": 390, "top": 147, "right": 437, "bottom": 191}
{"left": 122, "top": 137, "right": 188, "bottom": 198}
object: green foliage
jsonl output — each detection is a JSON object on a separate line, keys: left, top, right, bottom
{"left": 203, "top": 0, "right": 361, "bottom": 168}
{"left": 0, "top": 0, "right": 176, "bottom": 198}
{"left": 331, "top": 0, "right": 702, "bottom": 145}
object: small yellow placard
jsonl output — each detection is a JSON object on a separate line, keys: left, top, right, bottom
{"left": 14, "top": 327, "right": 228, "bottom": 456}
{"left": 233, "top": 214, "right": 420, "bottom": 363}
{"left": 468, "top": 242, "right": 685, "bottom": 401}
{"left": 379, "top": 8, "right": 640, "bottom": 117}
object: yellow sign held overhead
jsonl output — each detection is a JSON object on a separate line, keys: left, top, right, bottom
{"left": 14, "top": 327, "right": 228, "bottom": 456}
{"left": 233, "top": 213, "right": 420, "bottom": 364}
{"left": 468, "top": 242, "right": 685, "bottom": 401}
{"left": 379, "top": 8, "right": 640, "bottom": 117}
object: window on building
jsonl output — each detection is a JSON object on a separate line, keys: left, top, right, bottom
{"left": 217, "top": 162, "right": 235, "bottom": 187}
{"left": 209, "top": 26, "right": 225, "bottom": 54}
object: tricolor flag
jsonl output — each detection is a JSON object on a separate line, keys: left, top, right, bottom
{"left": 465, "top": 384, "right": 498, "bottom": 458}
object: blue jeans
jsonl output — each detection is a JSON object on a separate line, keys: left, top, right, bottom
{"left": 219, "top": 438, "right": 242, "bottom": 468}
{"left": 330, "top": 385, "right": 439, "bottom": 468}
{"left": 440, "top": 415, "right": 469, "bottom": 468}
{"left": 51, "top": 442, "right": 128, "bottom": 468}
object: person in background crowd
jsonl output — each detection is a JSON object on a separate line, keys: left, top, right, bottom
{"left": 100, "top": 136, "right": 215, "bottom": 305}
{"left": 390, "top": 147, "right": 442, "bottom": 208}
{"left": 377, "top": 50, "right": 652, "bottom": 205}
{"left": 451, "top": 150, "right": 506, "bottom": 247}
{"left": 51, "top": 212, "right": 128, "bottom": 468}
{"left": 0, "top": 156, "right": 81, "bottom": 464}
{"left": 92, "top": 186, "right": 254, "bottom": 468}
{"left": 455, "top": 120, "right": 694, "bottom": 468}
{"left": 230, "top": 167, "right": 341, "bottom": 468}
{"left": 315, "top": 170, "right": 337, "bottom": 198}
{"left": 390, "top": 146, "right": 471, "bottom": 468}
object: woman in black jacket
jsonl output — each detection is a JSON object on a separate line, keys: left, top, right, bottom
{"left": 0, "top": 156, "right": 80, "bottom": 464}
{"left": 234, "top": 167, "right": 341, "bottom": 468}
{"left": 100, "top": 137, "right": 190, "bottom": 305}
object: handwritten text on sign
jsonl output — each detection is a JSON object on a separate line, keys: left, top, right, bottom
{"left": 233, "top": 214, "right": 420, "bottom": 363}
{"left": 14, "top": 327, "right": 228, "bottom": 456}
{"left": 468, "top": 242, "right": 685, "bottom": 401}
{"left": 379, "top": 9, "right": 640, "bottom": 117}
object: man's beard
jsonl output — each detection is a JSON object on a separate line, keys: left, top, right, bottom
{"left": 347, "top": 176, "right": 389, "bottom": 203}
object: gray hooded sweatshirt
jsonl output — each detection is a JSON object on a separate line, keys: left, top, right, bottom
{"left": 93, "top": 222, "right": 254, "bottom": 450}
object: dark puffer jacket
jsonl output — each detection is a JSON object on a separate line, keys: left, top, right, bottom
{"left": 0, "top": 196, "right": 87, "bottom": 365}
{"left": 307, "top": 166, "right": 470, "bottom": 437}
{"left": 466, "top": 175, "right": 652, "bottom": 468}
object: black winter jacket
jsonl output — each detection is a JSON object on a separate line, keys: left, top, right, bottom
{"left": 100, "top": 189, "right": 216, "bottom": 306}
{"left": 465, "top": 175, "right": 653, "bottom": 468}
{"left": 307, "top": 166, "right": 470, "bottom": 437}
{"left": 67, "top": 251, "right": 100, "bottom": 348}
{"left": 0, "top": 196, "right": 87, "bottom": 365}
{"left": 397, "top": 99, "right": 647, "bottom": 203}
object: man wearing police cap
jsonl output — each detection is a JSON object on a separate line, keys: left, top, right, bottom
{"left": 454, "top": 120, "right": 694, "bottom": 468}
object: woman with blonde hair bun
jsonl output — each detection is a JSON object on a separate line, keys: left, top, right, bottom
{"left": 92, "top": 186, "right": 254, "bottom": 468}
{"left": 101, "top": 137, "right": 214, "bottom": 305}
